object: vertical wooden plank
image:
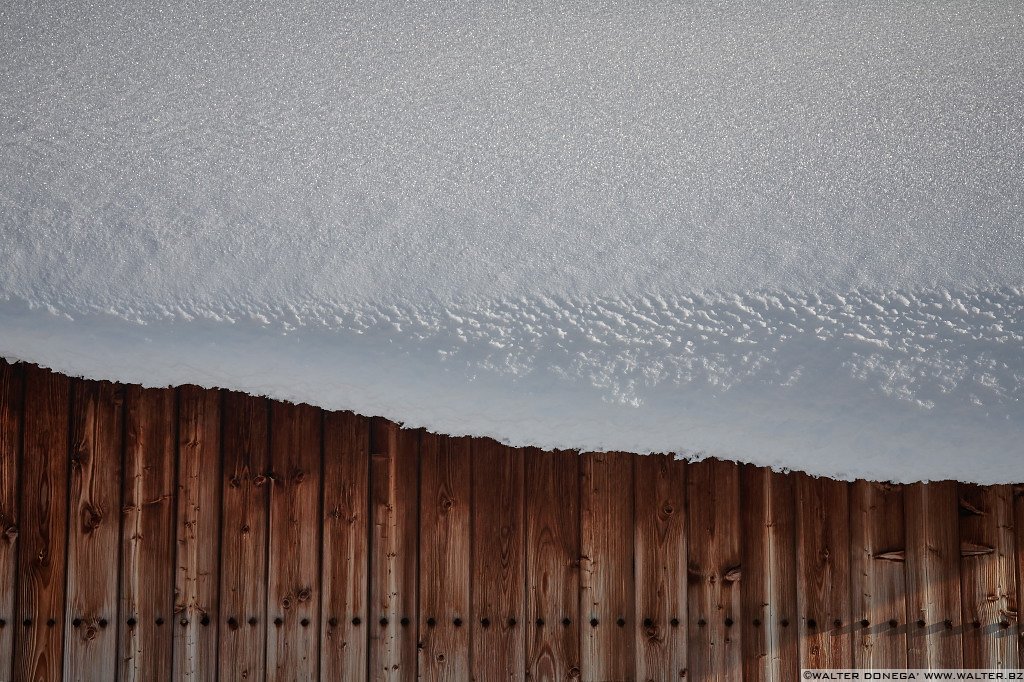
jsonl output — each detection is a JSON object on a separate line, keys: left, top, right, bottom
{"left": 0, "top": 361, "right": 24, "bottom": 682}
{"left": 174, "top": 386, "right": 221, "bottom": 680}
{"left": 369, "top": 419, "right": 419, "bottom": 681}
{"left": 1016, "top": 485, "right": 1024, "bottom": 670}
{"left": 740, "top": 465, "right": 798, "bottom": 682}
{"left": 525, "top": 448, "right": 581, "bottom": 681}
{"left": 905, "top": 481, "right": 963, "bottom": 668}
{"left": 266, "top": 401, "right": 322, "bottom": 680}
{"left": 795, "top": 473, "right": 852, "bottom": 670}
{"left": 580, "top": 451, "right": 635, "bottom": 682}
{"left": 634, "top": 454, "right": 687, "bottom": 682}
{"left": 321, "top": 411, "right": 370, "bottom": 680}
{"left": 64, "top": 380, "right": 123, "bottom": 681}
{"left": 959, "top": 483, "right": 1018, "bottom": 668}
{"left": 471, "top": 440, "right": 526, "bottom": 681}
{"left": 217, "top": 391, "right": 270, "bottom": 681}
{"left": 119, "top": 385, "right": 177, "bottom": 681}
{"left": 15, "top": 365, "right": 70, "bottom": 682}
{"left": 850, "top": 481, "right": 908, "bottom": 668}
{"left": 418, "top": 432, "right": 471, "bottom": 680}
{"left": 687, "top": 458, "right": 742, "bottom": 682}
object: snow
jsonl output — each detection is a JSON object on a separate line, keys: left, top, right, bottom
{"left": 1, "top": 0, "right": 1023, "bottom": 483}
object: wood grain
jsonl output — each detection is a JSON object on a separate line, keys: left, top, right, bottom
{"left": 740, "top": 465, "right": 798, "bottom": 682}
{"left": 850, "top": 481, "right": 908, "bottom": 668}
{"left": 119, "top": 385, "right": 177, "bottom": 681}
{"left": 266, "top": 401, "right": 322, "bottom": 680}
{"left": 15, "top": 365, "right": 70, "bottom": 682}
{"left": 795, "top": 473, "right": 852, "bottom": 670}
{"left": 0, "top": 360, "right": 24, "bottom": 682}
{"left": 173, "top": 385, "right": 222, "bottom": 681}
{"left": 6, "top": 359, "right": 1024, "bottom": 678}
{"left": 369, "top": 419, "right": 419, "bottom": 681}
{"left": 218, "top": 391, "right": 270, "bottom": 682}
{"left": 64, "top": 380, "right": 123, "bottom": 681}
{"left": 525, "top": 448, "right": 581, "bottom": 682}
{"left": 687, "top": 458, "right": 742, "bottom": 682}
{"left": 471, "top": 439, "right": 526, "bottom": 681}
{"left": 634, "top": 454, "right": 687, "bottom": 682}
{"left": 959, "top": 483, "right": 1018, "bottom": 668}
{"left": 321, "top": 410, "right": 370, "bottom": 680}
{"left": 904, "top": 481, "right": 963, "bottom": 668}
{"left": 418, "top": 432, "right": 471, "bottom": 681}
{"left": 580, "top": 451, "right": 636, "bottom": 681}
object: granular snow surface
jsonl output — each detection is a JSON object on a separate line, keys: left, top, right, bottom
{"left": 1, "top": 0, "right": 1022, "bottom": 482}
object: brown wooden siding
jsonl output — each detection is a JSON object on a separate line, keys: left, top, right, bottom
{"left": 0, "top": 359, "right": 1020, "bottom": 680}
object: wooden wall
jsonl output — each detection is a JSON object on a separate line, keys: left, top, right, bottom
{"left": 0, "top": 359, "right": 1021, "bottom": 681}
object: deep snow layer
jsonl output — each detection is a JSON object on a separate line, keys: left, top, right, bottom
{"left": 2, "top": 1, "right": 1023, "bottom": 482}
{"left": 3, "top": 288, "right": 1023, "bottom": 483}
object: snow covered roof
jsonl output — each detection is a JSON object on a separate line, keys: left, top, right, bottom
{"left": 2, "top": 0, "right": 1022, "bottom": 482}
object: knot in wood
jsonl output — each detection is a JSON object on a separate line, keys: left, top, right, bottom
{"left": 81, "top": 504, "right": 103, "bottom": 533}
{"left": 297, "top": 587, "right": 312, "bottom": 603}
{"left": 3, "top": 524, "right": 16, "bottom": 542}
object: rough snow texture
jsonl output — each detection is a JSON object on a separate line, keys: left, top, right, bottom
{"left": 1, "top": 1, "right": 1023, "bottom": 482}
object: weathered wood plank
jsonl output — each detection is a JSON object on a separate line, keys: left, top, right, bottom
{"left": 471, "top": 440, "right": 526, "bottom": 681}
{"left": 525, "top": 448, "right": 581, "bottom": 682}
{"left": 581, "top": 451, "right": 635, "bottom": 681}
{"left": 959, "top": 483, "right": 1018, "bottom": 668}
{"left": 173, "top": 386, "right": 221, "bottom": 680}
{"left": 64, "top": 380, "right": 123, "bottom": 681}
{"left": 369, "top": 419, "right": 419, "bottom": 681}
{"left": 0, "top": 361, "right": 24, "bottom": 682}
{"left": 687, "top": 458, "right": 742, "bottom": 682}
{"left": 217, "top": 391, "right": 270, "bottom": 682}
{"left": 266, "top": 401, "right": 322, "bottom": 681}
{"left": 1016, "top": 485, "right": 1024, "bottom": 669}
{"left": 795, "top": 473, "right": 852, "bottom": 669}
{"left": 905, "top": 481, "right": 963, "bottom": 668}
{"left": 119, "top": 385, "right": 177, "bottom": 682}
{"left": 740, "top": 465, "right": 798, "bottom": 682}
{"left": 15, "top": 365, "right": 70, "bottom": 682}
{"left": 850, "top": 481, "right": 908, "bottom": 668}
{"left": 418, "top": 432, "right": 471, "bottom": 681}
{"left": 321, "top": 410, "right": 370, "bottom": 680}
{"left": 634, "top": 454, "right": 687, "bottom": 682}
